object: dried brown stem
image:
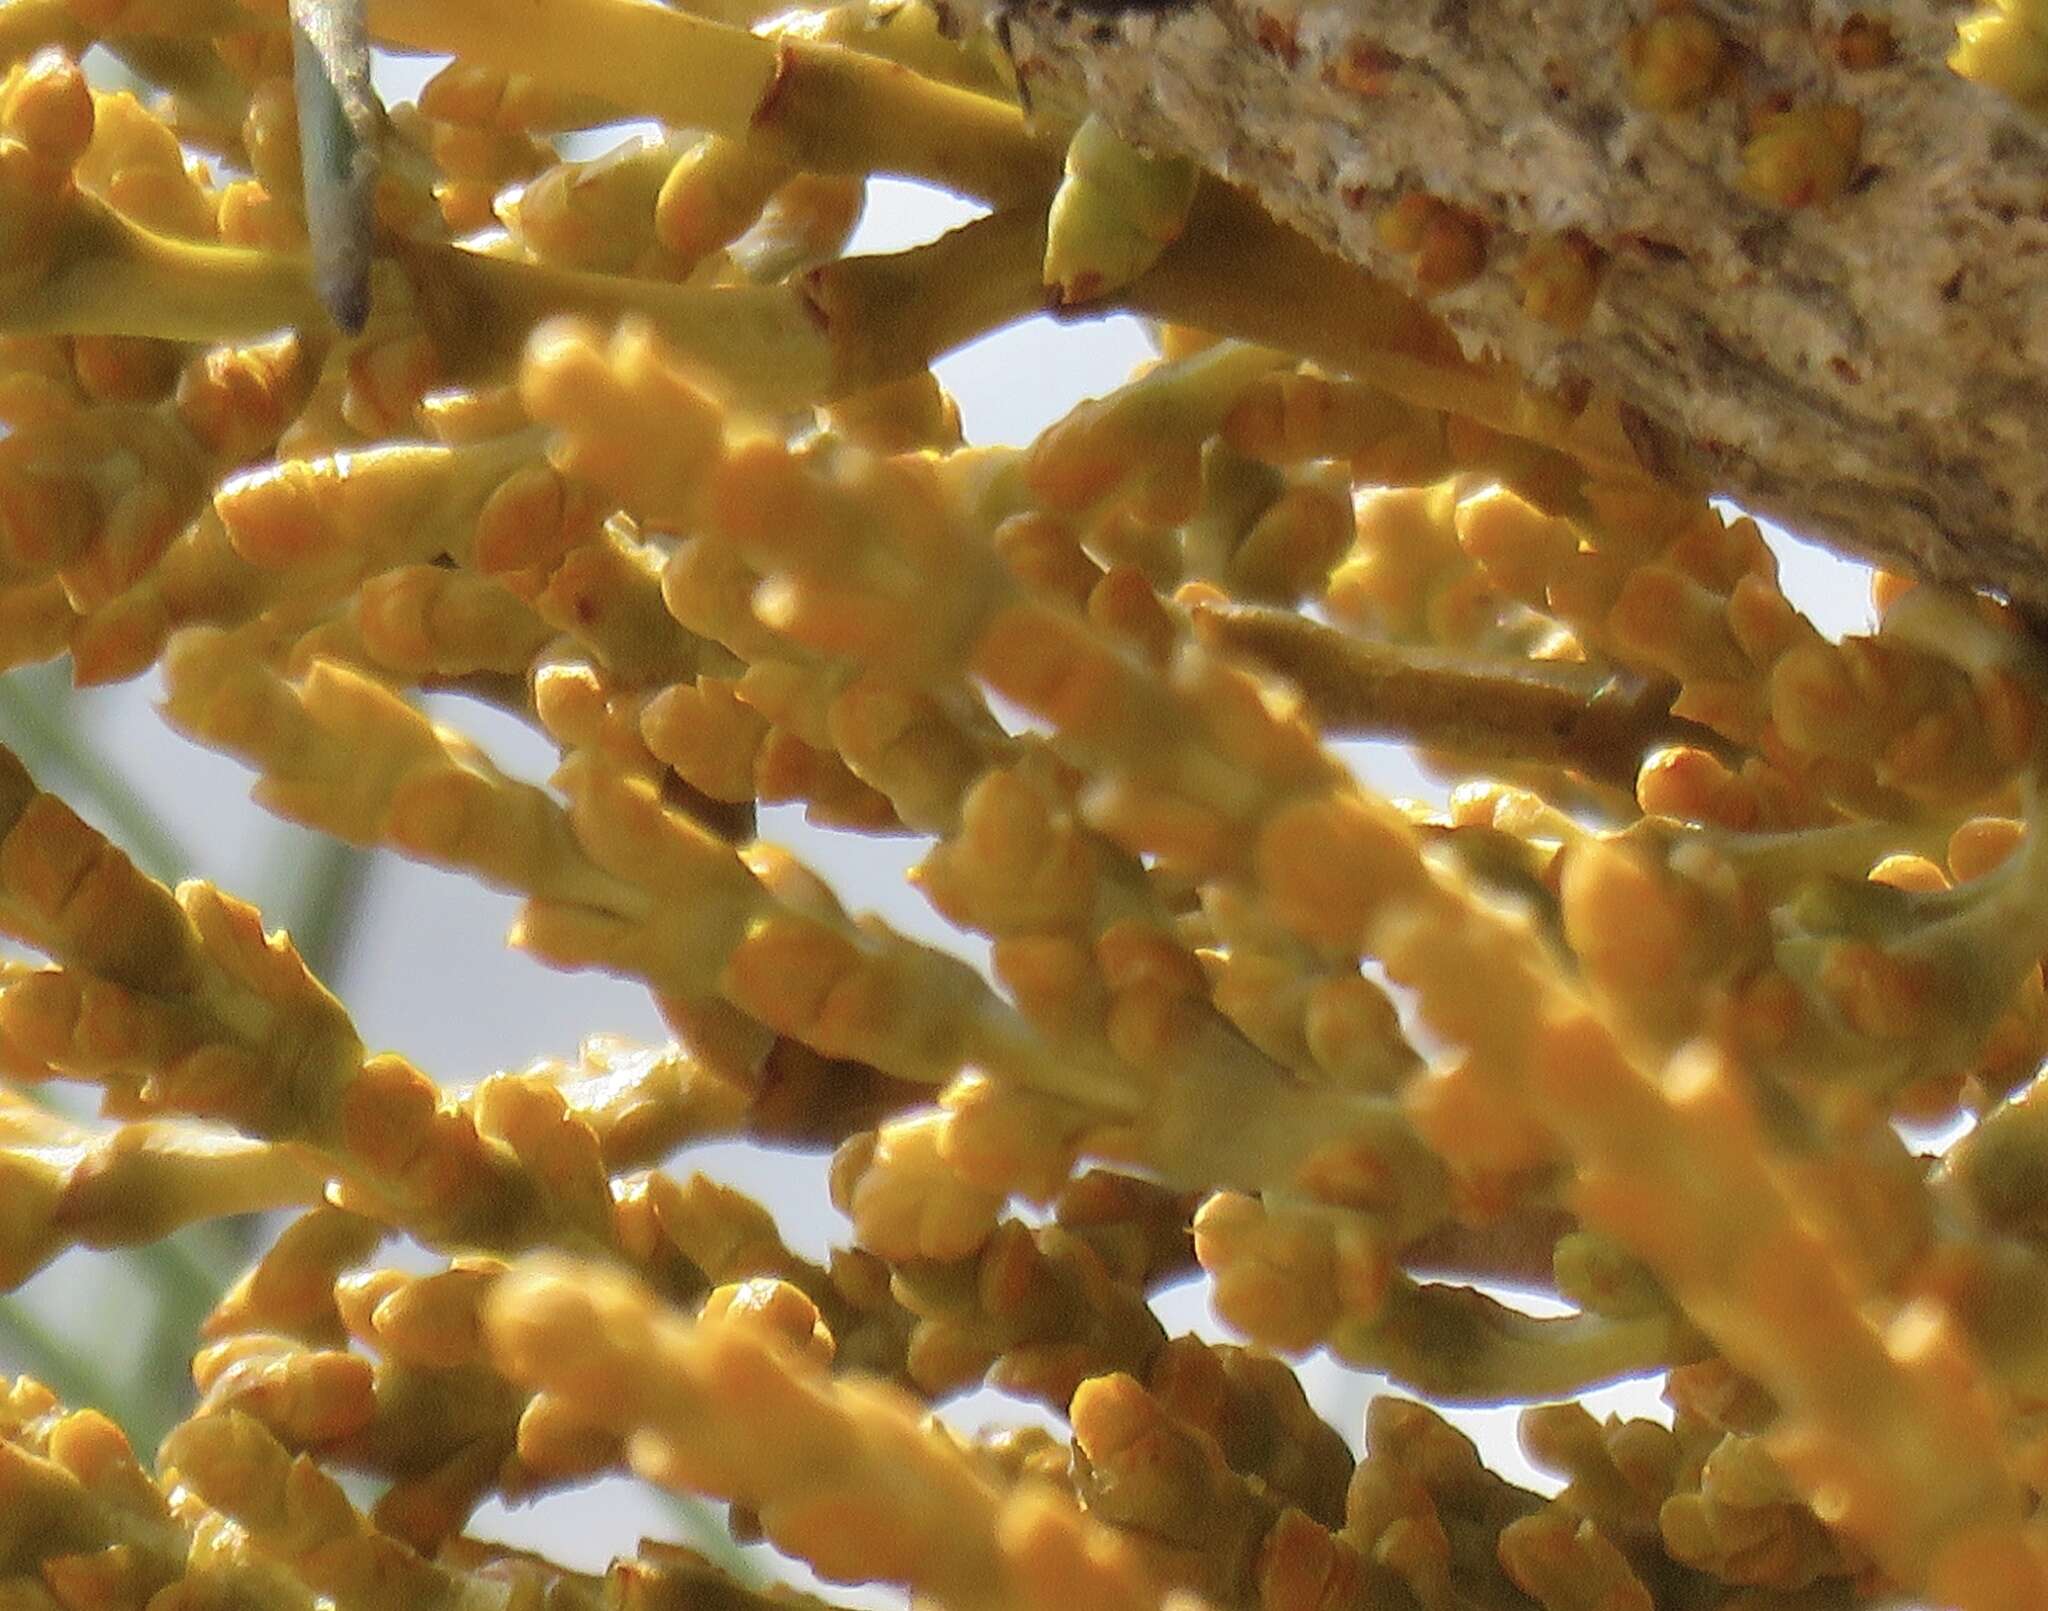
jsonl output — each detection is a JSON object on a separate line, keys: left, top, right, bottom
{"left": 1193, "top": 599, "right": 1719, "bottom": 787}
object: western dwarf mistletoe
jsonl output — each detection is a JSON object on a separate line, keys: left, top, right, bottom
{"left": 0, "top": 0, "right": 2045, "bottom": 1607}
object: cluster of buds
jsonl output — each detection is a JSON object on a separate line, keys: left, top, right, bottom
{"left": 1, "top": 1, "right": 2046, "bottom": 1609}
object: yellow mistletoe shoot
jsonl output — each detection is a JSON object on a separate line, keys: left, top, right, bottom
{"left": 0, "top": 0, "right": 2046, "bottom": 1607}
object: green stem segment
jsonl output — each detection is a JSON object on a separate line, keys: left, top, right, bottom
{"left": 290, "top": 0, "right": 378, "bottom": 333}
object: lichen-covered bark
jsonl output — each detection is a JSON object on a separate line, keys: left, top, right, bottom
{"left": 992, "top": 0, "right": 2048, "bottom": 606}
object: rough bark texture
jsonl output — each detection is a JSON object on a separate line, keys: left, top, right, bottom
{"left": 993, "top": 0, "right": 2048, "bottom": 608}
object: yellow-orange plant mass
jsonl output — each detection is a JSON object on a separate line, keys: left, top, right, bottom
{"left": 1, "top": 0, "right": 2047, "bottom": 1606}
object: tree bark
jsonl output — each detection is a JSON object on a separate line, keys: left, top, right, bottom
{"left": 993, "top": 0, "right": 2048, "bottom": 609}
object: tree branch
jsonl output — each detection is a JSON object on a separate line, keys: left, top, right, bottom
{"left": 993, "top": 0, "right": 2048, "bottom": 607}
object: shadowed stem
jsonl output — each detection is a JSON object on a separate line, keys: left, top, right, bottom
{"left": 1336, "top": 1272, "right": 1706, "bottom": 1403}
{"left": 399, "top": 204, "right": 1054, "bottom": 402}
{"left": 1193, "top": 601, "right": 1724, "bottom": 789}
